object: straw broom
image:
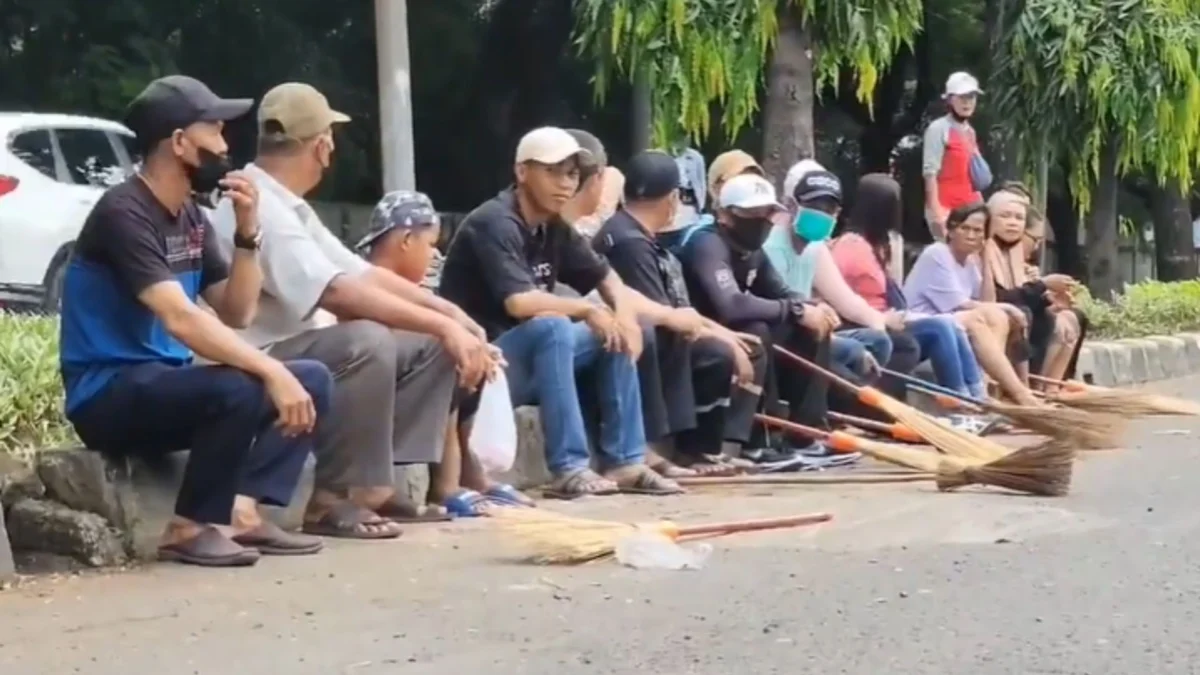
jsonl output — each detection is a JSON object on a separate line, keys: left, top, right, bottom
{"left": 1031, "top": 374, "right": 1200, "bottom": 416}
{"left": 881, "top": 368, "right": 1125, "bottom": 450}
{"left": 828, "top": 411, "right": 925, "bottom": 443}
{"left": 491, "top": 508, "right": 833, "bottom": 565}
{"left": 756, "top": 414, "right": 1074, "bottom": 497}
{"left": 773, "top": 345, "right": 1011, "bottom": 462}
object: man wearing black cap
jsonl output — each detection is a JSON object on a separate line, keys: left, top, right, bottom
{"left": 58, "top": 75, "right": 333, "bottom": 567}
{"left": 594, "top": 150, "right": 766, "bottom": 475}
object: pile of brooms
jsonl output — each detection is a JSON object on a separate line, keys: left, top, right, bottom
{"left": 492, "top": 353, "right": 1200, "bottom": 566}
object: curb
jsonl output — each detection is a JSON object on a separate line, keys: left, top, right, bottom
{"left": 5, "top": 333, "right": 1200, "bottom": 570}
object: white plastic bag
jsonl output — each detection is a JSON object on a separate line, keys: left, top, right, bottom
{"left": 468, "top": 370, "right": 517, "bottom": 474}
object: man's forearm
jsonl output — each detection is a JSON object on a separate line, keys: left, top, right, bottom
{"left": 364, "top": 265, "right": 450, "bottom": 313}
{"left": 165, "top": 305, "right": 281, "bottom": 379}
{"left": 597, "top": 273, "right": 637, "bottom": 319}
{"left": 323, "top": 276, "right": 457, "bottom": 337}
{"left": 215, "top": 249, "right": 263, "bottom": 327}
{"left": 505, "top": 290, "right": 597, "bottom": 320}
{"left": 627, "top": 289, "right": 674, "bottom": 326}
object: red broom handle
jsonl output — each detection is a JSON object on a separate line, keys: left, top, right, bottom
{"left": 771, "top": 344, "right": 890, "bottom": 407}
{"left": 828, "top": 411, "right": 922, "bottom": 443}
{"left": 754, "top": 413, "right": 863, "bottom": 454}
{"left": 677, "top": 512, "right": 833, "bottom": 537}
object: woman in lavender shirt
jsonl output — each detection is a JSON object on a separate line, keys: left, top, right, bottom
{"left": 903, "top": 203, "right": 1041, "bottom": 405}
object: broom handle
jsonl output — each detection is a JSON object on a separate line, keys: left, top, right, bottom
{"left": 829, "top": 411, "right": 895, "bottom": 434}
{"left": 772, "top": 345, "right": 861, "bottom": 394}
{"left": 678, "top": 473, "right": 934, "bottom": 486}
{"left": 755, "top": 413, "right": 864, "bottom": 454}
{"left": 677, "top": 512, "right": 833, "bottom": 537}
{"left": 878, "top": 367, "right": 987, "bottom": 406}
{"left": 1029, "top": 373, "right": 1087, "bottom": 392}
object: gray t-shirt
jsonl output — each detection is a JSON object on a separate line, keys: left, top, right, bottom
{"left": 902, "top": 242, "right": 981, "bottom": 314}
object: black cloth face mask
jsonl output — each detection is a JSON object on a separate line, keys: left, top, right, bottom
{"left": 185, "top": 148, "right": 233, "bottom": 195}
{"left": 725, "top": 215, "right": 773, "bottom": 252}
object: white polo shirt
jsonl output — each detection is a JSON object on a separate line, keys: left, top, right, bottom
{"left": 208, "top": 163, "right": 368, "bottom": 347}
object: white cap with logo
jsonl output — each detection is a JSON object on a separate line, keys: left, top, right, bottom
{"left": 944, "top": 72, "right": 983, "bottom": 97}
{"left": 782, "top": 159, "right": 827, "bottom": 203}
{"left": 718, "top": 174, "right": 784, "bottom": 210}
{"left": 515, "top": 126, "right": 593, "bottom": 164}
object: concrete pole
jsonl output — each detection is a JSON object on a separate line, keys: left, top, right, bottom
{"left": 375, "top": 0, "right": 416, "bottom": 192}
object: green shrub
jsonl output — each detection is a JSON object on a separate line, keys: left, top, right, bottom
{"left": 0, "top": 312, "right": 75, "bottom": 458}
{"left": 1076, "top": 279, "right": 1200, "bottom": 340}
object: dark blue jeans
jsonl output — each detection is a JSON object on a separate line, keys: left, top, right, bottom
{"left": 494, "top": 316, "right": 645, "bottom": 475}
{"left": 69, "top": 360, "right": 333, "bottom": 525}
{"left": 907, "top": 316, "right": 985, "bottom": 397}
{"left": 832, "top": 328, "right": 893, "bottom": 382}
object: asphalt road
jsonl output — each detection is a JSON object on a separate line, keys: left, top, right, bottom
{"left": 3, "top": 377, "right": 1200, "bottom": 675}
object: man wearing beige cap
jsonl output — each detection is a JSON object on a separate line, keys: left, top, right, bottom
{"left": 441, "top": 126, "right": 682, "bottom": 499}
{"left": 210, "top": 82, "right": 497, "bottom": 539}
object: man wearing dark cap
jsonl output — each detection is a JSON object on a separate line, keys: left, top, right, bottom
{"left": 594, "top": 150, "right": 767, "bottom": 475}
{"left": 59, "top": 75, "right": 334, "bottom": 567}
{"left": 210, "top": 82, "right": 497, "bottom": 538}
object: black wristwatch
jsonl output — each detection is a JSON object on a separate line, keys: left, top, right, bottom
{"left": 234, "top": 229, "right": 263, "bottom": 252}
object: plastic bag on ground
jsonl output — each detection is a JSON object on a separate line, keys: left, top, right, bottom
{"left": 468, "top": 370, "right": 517, "bottom": 474}
{"left": 614, "top": 531, "right": 712, "bottom": 570}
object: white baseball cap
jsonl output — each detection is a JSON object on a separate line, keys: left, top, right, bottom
{"left": 515, "top": 126, "right": 593, "bottom": 164}
{"left": 944, "top": 71, "right": 983, "bottom": 97}
{"left": 782, "top": 159, "right": 827, "bottom": 203}
{"left": 718, "top": 174, "right": 783, "bottom": 210}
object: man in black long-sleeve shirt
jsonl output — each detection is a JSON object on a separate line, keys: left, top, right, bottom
{"left": 594, "top": 151, "right": 767, "bottom": 474}
{"left": 673, "top": 173, "right": 840, "bottom": 455}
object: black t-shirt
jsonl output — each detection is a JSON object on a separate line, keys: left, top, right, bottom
{"left": 593, "top": 209, "right": 690, "bottom": 309}
{"left": 440, "top": 188, "right": 611, "bottom": 339}
{"left": 674, "top": 224, "right": 795, "bottom": 327}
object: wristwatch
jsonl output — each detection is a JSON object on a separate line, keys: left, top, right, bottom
{"left": 234, "top": 229, "right": 263, "bottom": 252}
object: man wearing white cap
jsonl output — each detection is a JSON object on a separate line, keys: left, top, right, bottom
{"left": 440, "top": 127, "right": 682, "bottom": 499}
{"left": 674, "top": 173, "right": 845, "bottom": 466}
{"left": 922, "top": 71, "right": 993, "bottom": 239}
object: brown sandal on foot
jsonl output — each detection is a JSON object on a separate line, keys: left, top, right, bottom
{"left": 607, "top": 465, "right": 686, "bottom": 496}
{"left": 302, "top": 502, "right": 403, "bottom": 540}
{"left": 233, "top": 521, "right": 324, "bottom": 556}
{"left": 542, "top": 469, "right": 620, "bottom": 500}
{"left": 158, "top": 526, "right": 260, "bottom": 567}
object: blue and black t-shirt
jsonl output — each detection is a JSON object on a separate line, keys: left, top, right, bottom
{"left": 59, "top": 177, "right": 229, "bottom": 415}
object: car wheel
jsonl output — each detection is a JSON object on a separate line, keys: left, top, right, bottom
{"left": 40, "top": 246, "right": 72, "bottom": 314}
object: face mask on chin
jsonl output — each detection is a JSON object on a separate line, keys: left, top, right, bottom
{"left": 725, "top": 215, "right": 773, "bottom": 252}
{"left": 184, "top": 148, "right": 232, "bottom": 196}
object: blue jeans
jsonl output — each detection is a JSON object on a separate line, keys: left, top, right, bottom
{"left": 906, "top": 316, "right": 985, "bottom": 397}
{"left": 495, "top": 316, "right": 646, "bottom": 475}
{"left": 69, "top": 360, "right": 333, "bottom": 524}
{"left": 831, "top": 328, "right": 893, "bottom": 382}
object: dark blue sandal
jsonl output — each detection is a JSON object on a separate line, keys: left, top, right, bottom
{"left": 443, "top": 490, "right": 492, "bottom": 518}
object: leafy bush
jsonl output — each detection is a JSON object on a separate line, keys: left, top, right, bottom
{"left": 1076, "top": 279, "right": 1200, "bottom": 340}
{"left": 0, "top": 312, "right": 75, "bottom": 458}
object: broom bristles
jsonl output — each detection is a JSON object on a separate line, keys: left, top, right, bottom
{"left": 490, "top": 508, "right": 657, "bottom": 565}
{"left": 873, "top": 395, "right": 1011, "bottom": 462}
{"left": 983, "top": 400, "right": 1124, "bottom": 450}
{"left": 935, "top": 440, "right": 1075, "bottom": 497}
{"left": 1049, "top": 388, "right": 1200, "bottom": 417}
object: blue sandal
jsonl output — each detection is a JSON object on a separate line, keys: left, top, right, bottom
{"left": 442, "top": 490, "right": 492, "bottom": 518}
{"left": 484, "top": 484, "right": 536, "bottom": 508}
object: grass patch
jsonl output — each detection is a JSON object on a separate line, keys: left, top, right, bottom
{"left": 0, "top": 312, "right": 75, "bottom": 460}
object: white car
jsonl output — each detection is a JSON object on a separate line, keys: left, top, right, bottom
{"left": 0, "top": 112, "right": 139, "bottom": 311}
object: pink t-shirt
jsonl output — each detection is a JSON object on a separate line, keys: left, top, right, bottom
{"left": 829, "top": 233, "right": 888, "bottom": 311}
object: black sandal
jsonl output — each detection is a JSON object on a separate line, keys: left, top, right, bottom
{"left": 302, "top": 502, "right": 403, "bottom": 540}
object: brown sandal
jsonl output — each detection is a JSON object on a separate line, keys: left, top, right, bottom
{"left": 607, "top": 465, "right": 686, "bottom": 495}
{"left": 302, "top": 502, "right": 403, "bottom": 540}
{"left": 543, "top": 469, "right": 620, "bottom": 500}
{"left": 158, "top": 526, "right": 260, "bottom": 567}
{"left": 233, "top": 521, "right": 324, "bottom": 556}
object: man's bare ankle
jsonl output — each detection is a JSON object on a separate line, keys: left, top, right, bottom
{"left": 161, "top": 518, "right": 205, "bottom": 545}
{"left": 349, "top": 486, "right": 395, "bottom": 510}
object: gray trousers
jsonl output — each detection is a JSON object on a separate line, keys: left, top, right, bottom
{"left": 268, "top": 320, "right": 457, "bottom": 491}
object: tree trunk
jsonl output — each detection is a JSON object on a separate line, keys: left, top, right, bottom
{"left": 1085, "top": 140, "right": 1122, "bottom": 298}
{"left": 1045, "top": 179, "right": 1081, "bottom": 276}
{"left": 761, "top": 8, "right": 814, "bottom": 191}
{"left": 631, "top": 72, "right": 652, "bottom": 153}
{"left": 1149, "top": 179, "right": 1197, "bottom": 281}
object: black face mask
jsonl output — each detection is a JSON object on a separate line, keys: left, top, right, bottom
{"left": 184, "top": 148, "right": 233, "bottom": 195}
{"left": 725, "top": 216, "right": 773, "bottom": 252}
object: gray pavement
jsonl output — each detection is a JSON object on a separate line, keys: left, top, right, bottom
{"left": 4, "top": 377, "right": 1200, "bottom": 674}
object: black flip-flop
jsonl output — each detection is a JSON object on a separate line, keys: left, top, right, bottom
{"left": 302, "top": 502, "right": 403, "bottom": 540}
{"left": 233, "top": 521, "right": 324, "bottom": 556}
{"left": 157, "top": 526, "right": 260, "bottom": 567}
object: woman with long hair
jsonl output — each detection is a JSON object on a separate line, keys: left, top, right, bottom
{"left": 984, "top": 190, "right": 1087, "bottom": 383}
{"left": 830, "top": 174, "right": 988, "bottom": 401}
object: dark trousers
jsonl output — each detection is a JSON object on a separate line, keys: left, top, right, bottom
{"left": 637, "top": 327, "right": 766, "bottom": 457}
{"left": 69, "top": 360, "right": 333, "bottom": 525}
{"left": 734, "top": 319, "right": 831, "bottom": 447}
